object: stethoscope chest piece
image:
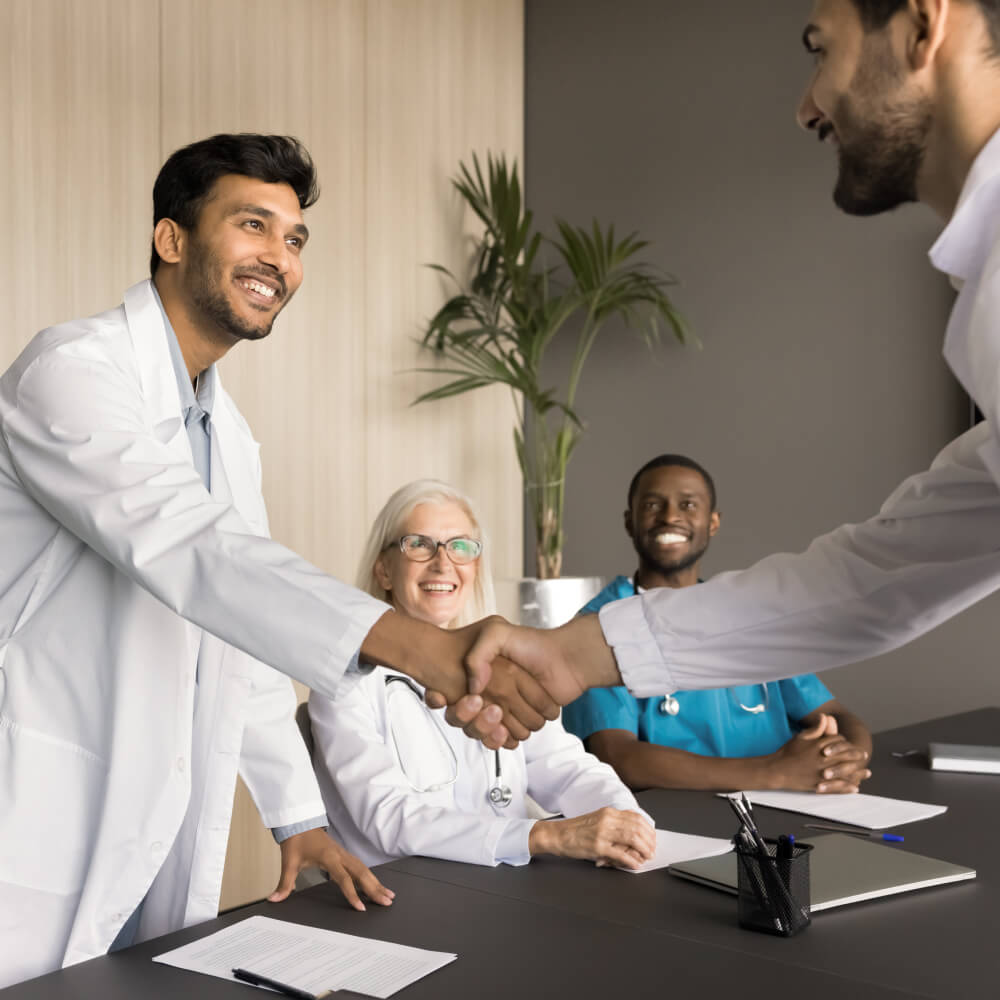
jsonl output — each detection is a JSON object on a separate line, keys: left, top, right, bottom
{"left": 488, "top": 783, "right": 513, "bottom": 808}
{"left": 660, "top": 694, "right": 680, "bottom": 716}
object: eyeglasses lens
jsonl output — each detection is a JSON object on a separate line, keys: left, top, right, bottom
{"left": 399, "top": 534, "right": 481, "bottom": 564}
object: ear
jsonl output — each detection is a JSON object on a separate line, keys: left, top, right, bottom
{"left": 709, "top": 510, "right": 721, "bottom": 537}
{"left": 623, "top": 508, "right": 634, "bottom": 539}
{"left": 904, "top": 0, "right": 948, "bottom": 71}
{"left": 373, "top": 553, "right": 393, "bottom": 592}
{"left": 153, "top": 218, "right": 186, "bottom": 266}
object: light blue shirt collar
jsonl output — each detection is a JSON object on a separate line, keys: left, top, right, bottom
{"left": 150, "top": 281, "right": 216, "bottom": 422}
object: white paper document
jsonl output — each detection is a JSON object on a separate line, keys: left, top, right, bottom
{"left": 721, "top": 790, "right": 947, "bottom": 829}
{"left": 153, "top": 915, "right": 456, "bottom": 999}
{"left": 622, "top": 828, "right": 732, "bottom": 874}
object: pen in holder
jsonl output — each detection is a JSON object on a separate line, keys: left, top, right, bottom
{"left": 735, "top": 836, "right": 813, "bottom": 937}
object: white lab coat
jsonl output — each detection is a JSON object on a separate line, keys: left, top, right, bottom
{"left": 0, "top": 281, "right": 388, "bottom": 986}
{"left": 308, "top": 668, "right": 646, "bottom": 868}
{"left": 602, "top": 127, "right": 1000, "bottom": 699}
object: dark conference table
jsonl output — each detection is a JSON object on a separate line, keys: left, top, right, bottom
{"left": 4, "top": 708, "right": 998, "bottom": 1000}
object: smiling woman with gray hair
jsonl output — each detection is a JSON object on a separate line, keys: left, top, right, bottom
{"left": 308, "top": 479, "right": 655, "bottom": 869}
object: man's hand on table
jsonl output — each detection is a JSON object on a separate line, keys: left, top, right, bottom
{"left": 269, "top": 828, "right": 395, "bottom": 911}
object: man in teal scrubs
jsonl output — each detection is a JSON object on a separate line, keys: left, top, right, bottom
{"left": 562, "top": 454, "right": 873, "bottom": 793}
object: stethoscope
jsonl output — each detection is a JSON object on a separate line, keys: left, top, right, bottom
{"left": 488, "top": 752, "right": 513, "bottom": 808}
{"left": 385, "top": 674, "right": 512, "bottom": 808}
{"left": 631, "top": 576, "right": 767, "bottom": 718}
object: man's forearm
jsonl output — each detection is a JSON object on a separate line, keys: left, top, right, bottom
{"left": 555, "top": 613, "right": 623, "bottom": 691}
{"left": 359, "top": 610, "right": 466, "bottom": 701}
{"left": 592, "top": 738, "right": 775, "bottom": 793}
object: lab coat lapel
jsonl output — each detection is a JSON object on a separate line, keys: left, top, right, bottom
{"left": 122, "top": 280, "right": 197, "bottom": 468}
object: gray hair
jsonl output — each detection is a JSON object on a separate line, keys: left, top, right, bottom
{"left": 355, "top": 479, "right": 496, "bottom": 628}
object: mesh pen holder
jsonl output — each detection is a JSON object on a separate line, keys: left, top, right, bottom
{"left": 735, "top": 837, "right": 813, "bottom": 937}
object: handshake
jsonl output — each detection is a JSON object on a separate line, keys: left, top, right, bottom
{"left": 360, "top": 611, "right": 625, "bottom": 749}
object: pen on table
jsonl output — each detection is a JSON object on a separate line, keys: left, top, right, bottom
{"left": 232, "top": 967, "right": 331, "bottom": 1000}
{"left": 803, "top": 823, "right": 904, "bottom": 842}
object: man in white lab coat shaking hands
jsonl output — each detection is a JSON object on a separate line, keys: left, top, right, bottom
{"left": 0, "top": 133, "right": 556, "bottom": 987}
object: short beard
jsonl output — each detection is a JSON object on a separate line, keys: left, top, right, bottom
{"left": 186, "top": 240, "right": 282, "bottom": 343}
{"left": 831, "top": 37, "right": 933, "bottom": 217}
{"left": 634, "top": 537, "right": 709, "bottom": 580}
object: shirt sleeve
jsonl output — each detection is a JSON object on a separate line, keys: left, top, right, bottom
{"left": 561, "top": 686, "right": 642, "bottom": 742}
{"left": 601, "top": 422, "right": 1000, "bottom": 697}
{"left": 2, "top": 347, "right": 389, "bottom": 699}
{"left": 776, "top": 675, "right": 834, "bottom": 724}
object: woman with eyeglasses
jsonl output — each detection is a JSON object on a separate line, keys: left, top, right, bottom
{"left": 308, "top": 480, "right": 655, "bottom": 869}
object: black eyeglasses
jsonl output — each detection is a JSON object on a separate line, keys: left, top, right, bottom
{"left": 390, "top": 534, "right": 483, "bottom": 565}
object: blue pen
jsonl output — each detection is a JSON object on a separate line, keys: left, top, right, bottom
{"left": 803, "top": 823, "right": 904, "bottom": 842}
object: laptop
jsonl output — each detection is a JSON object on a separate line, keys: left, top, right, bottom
{"left": 668, "top": 833, "right": 975, "bottom": 911}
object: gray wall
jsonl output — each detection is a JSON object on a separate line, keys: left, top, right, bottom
{"left": 525, "top": 0, "right": 1000, "bottom": 732}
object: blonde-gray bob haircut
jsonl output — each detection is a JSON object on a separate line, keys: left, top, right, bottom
{"left": 356, "top": 479, "right": 496, "bottom": 628}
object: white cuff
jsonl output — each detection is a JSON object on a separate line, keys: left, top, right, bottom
{"left": 598, "top": 594, "right": 677, "bottom": 698}
{"left": 493, "top": 819, "right": 535, "bottom": 866}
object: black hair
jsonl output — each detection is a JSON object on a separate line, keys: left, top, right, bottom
{"left": 626, "top": 454, "right": 717, "bottom": 512}
{"left": 849, "top": 0, "right": 1000, "bottom": 52}
{"left": 150, "top": 133, "right": 319, "bottom": 275}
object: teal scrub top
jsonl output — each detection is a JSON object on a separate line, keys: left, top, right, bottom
{"left": 561, "top": 576, "right": 833, "bottom": 758}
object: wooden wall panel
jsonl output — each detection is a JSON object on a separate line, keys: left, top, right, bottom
{"left": 5, "top": 0, "right": 523, "bottom": 914}
{"left": 1, "top": 0, "right": 159, "bottom": 363}
{"left": 364, "top": 0, "right": 525, "bottom": 584}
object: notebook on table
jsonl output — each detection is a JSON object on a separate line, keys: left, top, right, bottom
{"left": 668, "top": 833, "right": 975, "bottom": 911}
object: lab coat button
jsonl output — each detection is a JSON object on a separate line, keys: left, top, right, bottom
{"left": 176, "top": 757, "right": 186, "bottom": 773}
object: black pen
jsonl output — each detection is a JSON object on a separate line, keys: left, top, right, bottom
{"left": 232, "top": 967, "right": 331, "bottom": 1000}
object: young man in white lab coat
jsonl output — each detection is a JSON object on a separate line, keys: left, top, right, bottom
{"left": 0, "top": 134, "right": 555, "bottom": 988}
{"left": 453, "top": 0, "right": 1000, "bottom": 710}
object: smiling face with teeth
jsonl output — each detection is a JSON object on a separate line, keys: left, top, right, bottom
{"left": 155, "top": 174, "right": 309, "bottom": 362}
{"left": 374, "top": 501, "right": 480, "bottom": 628}
{"left": 625, "top": 464, "right": 720, "bottom": 590}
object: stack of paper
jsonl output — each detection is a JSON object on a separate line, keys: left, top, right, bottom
{"left": 622, "top": 828, "right": 732, "bottom": 874}
{"left": 154, "top": 915, "right": 456, "bottom": 999}
{"left": 719, "top": 790, "right": 946, "bottom": 829}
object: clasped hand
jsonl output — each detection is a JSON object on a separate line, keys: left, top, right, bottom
{"left": 770, "top": 714, "right": 871, "bottom": 793}
{"left": 422, "top": 614, "right": 619, "bottom": 749}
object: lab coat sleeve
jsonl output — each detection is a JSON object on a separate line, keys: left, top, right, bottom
{"left": 1, "top": 347, "right": 388, "bottom": 699}
{"left": 238, "top": 660, "right": 326, "bottom": 829}
{"left": 522, "top": 720, "right": 651, "bottom": 826}
{"left": 309, "top": 677, "right": 536, "bottom": 867}
{"left": 600, "top": 421, "right": 1000, "bottom": 697}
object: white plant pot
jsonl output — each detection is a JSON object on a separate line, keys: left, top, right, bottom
{"left": 496, "top": 576, "right": 605, "bottom": 629}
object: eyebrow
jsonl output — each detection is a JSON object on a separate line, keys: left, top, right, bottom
{"left": 802, "top": 23, "right": 820, "bottom": 51}
{"left": 231, "top": 203, "right": 310, "bottom": 242}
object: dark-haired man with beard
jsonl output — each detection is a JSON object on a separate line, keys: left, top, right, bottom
{"left": 561, "top": 455, "right": 872, "bottom": 793}
{"left": 0, "top": 133, "right": 555, "bottom": 987}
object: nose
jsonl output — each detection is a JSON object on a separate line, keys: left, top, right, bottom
{"left": 427, "top": 543, "right": 450, "bottom": 569}
{"left": 258, "top": 230, "right": 293, "bottom": 274}
{"left": 796, "top": 81, "right": 822, "bottom": 132}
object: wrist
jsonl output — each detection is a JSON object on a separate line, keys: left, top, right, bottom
{"left": 360, "top": 612, "right": 465, "bottom": 701}
{"left": 529, "top": 819, "right": 559, "bottom": 856}
{"left": 555, "top": 614, "right": 622, "bottom": 691}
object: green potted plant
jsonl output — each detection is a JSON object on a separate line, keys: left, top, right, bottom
{"left": 415, "top": 154, "right": 689, "bottom": 613}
